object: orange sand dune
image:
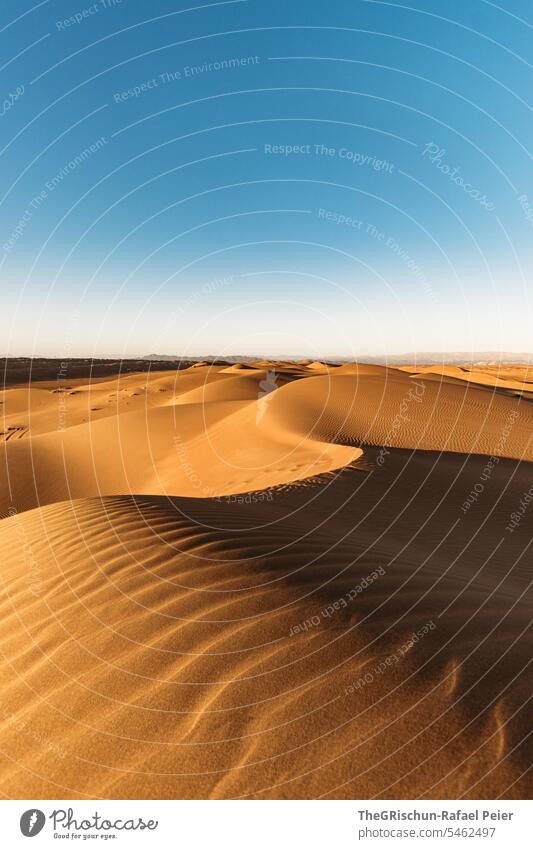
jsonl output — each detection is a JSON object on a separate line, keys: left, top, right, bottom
{"left": 2, "top": 362, "right": 533, "bottom": 516}
{"left": 265, "top": 368, "right": 533, "bottom": 458}
{"left": 0, "top": 361, "right": 531, "bottom": 799}
{"left": 400, "top": 363, "right": 533, "bottom": 399}
{"left": 0, "top": 363, "right": 360, "bottom": 513}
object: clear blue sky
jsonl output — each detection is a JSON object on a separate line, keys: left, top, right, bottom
{"left": 2, "top": 0, "right": 533, "bottom": 359}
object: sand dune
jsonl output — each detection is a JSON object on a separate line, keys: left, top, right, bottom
{"left": 0, "top": 361, "right": 531, "bottom": 798}
{"left": 2, "top": 362, "right": 533, "bottom": 514}
{"left": 0, "top": 363, "right": 360, "bottom": 512}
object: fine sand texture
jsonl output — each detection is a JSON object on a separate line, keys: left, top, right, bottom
{"left": 0, "top": 361, "right": 531, "bottom": 798}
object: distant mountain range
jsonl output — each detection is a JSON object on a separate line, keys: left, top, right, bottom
{"left": 142, "top": 352, "right": 533, "bottom": 365}
{"left": 142, "top": 354, "right": 270, "bottom": 363}
{"left": 353, "top": 352, "right": 533, "bottom": 365}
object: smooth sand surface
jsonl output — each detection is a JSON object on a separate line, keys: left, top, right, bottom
{"left": 0, "top": 361, "right": 531, "bottom": 798}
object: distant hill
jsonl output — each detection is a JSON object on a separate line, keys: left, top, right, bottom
{"left": 142, "top": 354, "right": 181, "bottom": 361}
{"left": 142, "top": 354, "right": 267, "bottom": 363}
{"left": 142, "top": 352, "right": 533, "bottom": 366}
{"left": 355, "top": 352, "right": 533, "bottom": 365}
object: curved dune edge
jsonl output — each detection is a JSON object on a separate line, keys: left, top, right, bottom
{"left": 0, "top": 363, "right": 362, "bottom": 514}
{"left": 0, "top": 447, "right": 531, "bottom": 799}
{"left": 2, "top": 361, "right": 533, "bottom": 516}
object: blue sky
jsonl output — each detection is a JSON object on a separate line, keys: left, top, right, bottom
{"left": 1, "top": 0, "right": 533, "bottom": 358}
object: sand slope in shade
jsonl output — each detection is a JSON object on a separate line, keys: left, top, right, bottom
{"left": 0, "top": 448, "right": 531, "bottom": 799}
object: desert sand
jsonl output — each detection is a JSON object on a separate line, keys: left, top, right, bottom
{"left": 0, "top": 360, "right": 531, "bottom": 798}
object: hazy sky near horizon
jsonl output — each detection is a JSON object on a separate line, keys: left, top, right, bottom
{"left": 1, "top": 0, "right": 533, "bottom": 359}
